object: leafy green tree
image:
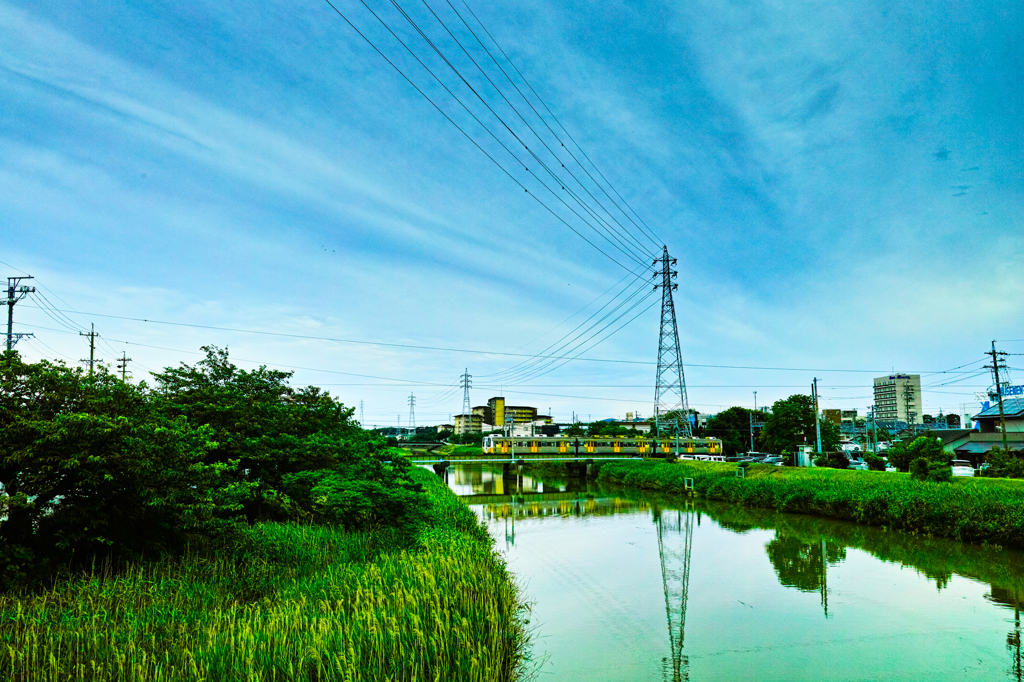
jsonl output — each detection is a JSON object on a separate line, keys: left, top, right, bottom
{"left": 814, "top": 452, "right": 850, "bottom": 469}
{"left": 150, "top": 347, "right": 412, "bottom": 522}
{"left": 759, "top": 395, "right": 840, "bottom": 455}
{"left": 864, "top": 454, "right": 886, "bottom": 471}
{"left": 909, "top": 457, "right": 952, "bottom": 483}
{"left": 978, "top": 448, "right": 1024, "bottom": 479}
{"left": 887, "top": 435, "right": 948, "bottom": 472}
{"left": 705, "top": 407, "right": 755, "bottom": 456}
{"left": 0, "top": 354, "right": 246, "bottom": 588}
{"left": 564, "top": 422, "right": 585, "bottom": 437}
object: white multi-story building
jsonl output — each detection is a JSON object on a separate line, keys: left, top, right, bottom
{"left": 873, "top": 374, "right": 922, "bottom": 424}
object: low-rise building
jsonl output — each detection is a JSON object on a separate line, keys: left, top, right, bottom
{"left": 454, "top": 413, "right": 484, "bottom": 435}
{"left": 939, "top": 398, "right": 1024, "bottom": 460}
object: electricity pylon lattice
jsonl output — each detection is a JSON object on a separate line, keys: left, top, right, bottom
{"left": 407, "top": 393, "right": 416, "bottom": 434}
{"left": 653, "top": 247, "right": 691, "bottom": 437}
{"left": 460, "top": 369, "right": 472, "bottom": 432}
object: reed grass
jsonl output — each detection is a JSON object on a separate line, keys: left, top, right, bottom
{"left": 0, "top": 469, "right": 526, "bottom": 682}
{"left": 599, "top": 460, "right": 1024, "bottom": 548}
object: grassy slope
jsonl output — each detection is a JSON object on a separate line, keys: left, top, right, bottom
{"left": 599, "top": 460, "right": 1024, "bottom": 548}
{"left": 0, "top": 468, "right": 526, "bottom": 682}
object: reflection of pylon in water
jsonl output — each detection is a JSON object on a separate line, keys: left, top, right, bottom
{"left": 656, "top": 503, "right": 695, "bottom": 682}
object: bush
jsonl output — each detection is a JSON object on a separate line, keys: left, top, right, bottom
{"left": 865, "top": 454, "right": 886, "bottom": 471}
{"left": 814, "top": 452, "right": 850, "bottom": 469}
{"left": 927, "top": 463, "right": 953, "bottom": 483}
{"left": 909, "top": 457, "right": 930, "bottom": 480}
{"left": 888, "top": 435, "right": 948, "bottom": 472}
{"left": 979, "top": 448, "right": 1024, "bottom": 479}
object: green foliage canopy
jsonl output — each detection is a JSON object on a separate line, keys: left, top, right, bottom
{"left": 0, "top": 354, "right": 246, "bottom": 588}
{"left": 705, "top": 406, "right": 756, "bottom": 456}
{"left": 759, "top": 395, "right": 841, "bottom": 455}
{"left": 0, "top": 347, "right": 428, "bottom": 588}
{"left": 886, "top": 435, "right": 948, "bottom": 473}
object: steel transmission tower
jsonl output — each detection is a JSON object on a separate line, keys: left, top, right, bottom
{"left": 460, "top": 369, "right": 472, "bottom": 425}
{"left": 653, "top": 247, "right": 691, "bottom": 437}
{"left": 407, "top": 393, "right": 416, "bottom": 435}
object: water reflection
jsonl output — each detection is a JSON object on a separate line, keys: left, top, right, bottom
{"left": 443, "top": 465, "right": 1024, "bottom": 680}
{"left": 765, "top": 536, "right": 845, "bottom": 616}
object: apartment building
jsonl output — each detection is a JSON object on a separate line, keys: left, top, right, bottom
{"left": 873, "top": 374, "right": 922, "bottom": 425}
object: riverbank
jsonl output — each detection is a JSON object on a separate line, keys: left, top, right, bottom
{"left": 598, "top": 460, "right": 1024, "bottom": 548}
{"left": 0, "top": 468, "right": 527, "bottom": 682}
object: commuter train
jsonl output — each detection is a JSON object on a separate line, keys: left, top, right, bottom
{"left": 481, "top": 434, "right": 725, "bottom": 460}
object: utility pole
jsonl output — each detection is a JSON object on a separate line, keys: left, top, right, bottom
{"left": 407, "top": 393, "right": 416, "bottom": 436}
{"left": 750, "top": 391, "right": 757, "bottom": 453}
{"left": 5, "top": 276, "right": 35, "bottom": 352}
{"left": 902, "top": 381, "right": 917, "bottom": 437}
{"left": 115, "top": 351, "right": 132, "bottom": 382}
{"left": 987, "top": 341, "right": 1010, "bottom": 451}
{"left": 813, "top": 378, "right": 822, "bottom": 454}
{"left": 868, "top": 406, "right": 877, "bottom": 455}
{"left": 653, "top": 247, "right": 692, "bottom": 438}
{"left": 79, "top": 323, "right": 99, "bottom": 375}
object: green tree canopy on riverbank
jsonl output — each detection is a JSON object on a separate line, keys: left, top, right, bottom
{"left": 0, "top": 348, "right": 427, "bottom": 588}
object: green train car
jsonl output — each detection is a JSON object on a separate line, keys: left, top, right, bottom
{"left": 481, "top": 434, "right": 724, "bottom": 460}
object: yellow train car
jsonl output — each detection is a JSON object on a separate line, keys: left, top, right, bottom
{"left": 481, "top": 434, "right": 724, "bottom": 460}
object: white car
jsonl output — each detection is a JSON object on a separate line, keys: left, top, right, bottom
{"left": 950, "top": 460, "right": 975, "bottom": 477}
{"left": 848, "top": 459, "right": 869, "bottom": 470}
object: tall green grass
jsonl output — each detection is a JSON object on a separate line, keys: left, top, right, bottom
{"left": 0, "top": 469, "right": 526, "bottom": 682}
{"left": 599, "top": 460, "right": 1024, "bottom": 548}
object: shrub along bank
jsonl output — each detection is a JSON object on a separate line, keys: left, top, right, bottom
{"left": 598, "top": 460, "right": 1024, "bottom": 548}
{"left": 0, "top": 468, "right": 527, "bottom": 682}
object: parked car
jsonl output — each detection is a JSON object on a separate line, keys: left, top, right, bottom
{"left": 848, "top": 459, "right": 869, "bottom": 471}
{"left": 762, "top": 456, "right": 784, "bottom": 466}
{"left": 950, "top": 460, "right": 975, "bottom": 477}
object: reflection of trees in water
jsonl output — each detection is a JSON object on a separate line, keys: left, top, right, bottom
{"left": 766, "top": 535, "right": 846, "bottom": 592}
{"left": 766, "top": 534, "right": 846, "bottom": 616}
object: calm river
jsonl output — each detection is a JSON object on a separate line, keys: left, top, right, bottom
{"left": 441, "top": 463, "right": 1024, "bottom": 681}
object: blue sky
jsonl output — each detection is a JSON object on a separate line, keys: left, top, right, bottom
{"left": 2, "top": 0, "right": 1021, "bottom": 426}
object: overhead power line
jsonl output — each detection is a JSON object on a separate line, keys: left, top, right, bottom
{"left": 20, "top": 304, "right": 993, "bottom": 375}
{"left": 322, "top": 0, "right": 649, "bottom": 274}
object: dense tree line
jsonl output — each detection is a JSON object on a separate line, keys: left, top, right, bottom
{"left": 0, "top": 347, "right": 424, "bottom": 589}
